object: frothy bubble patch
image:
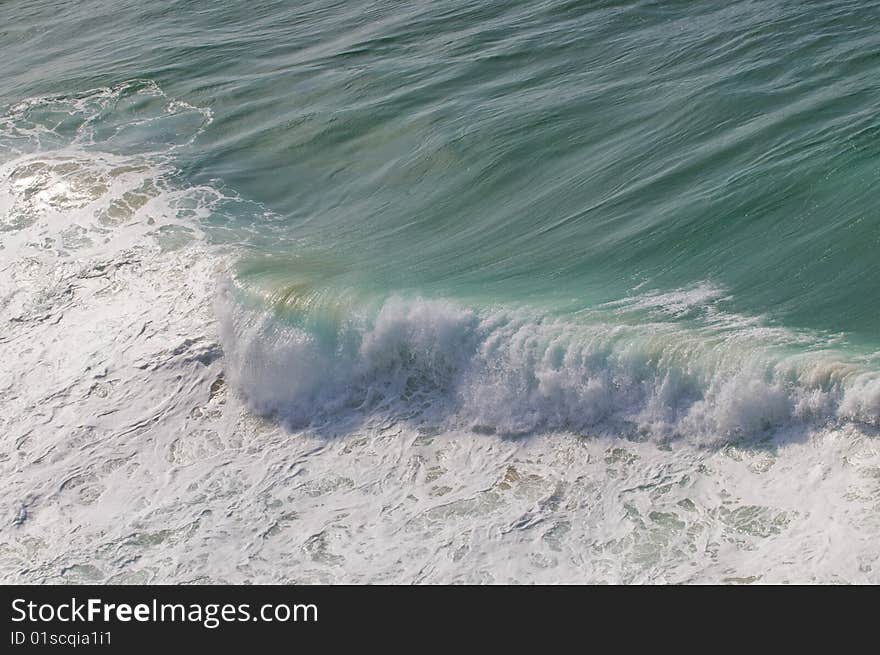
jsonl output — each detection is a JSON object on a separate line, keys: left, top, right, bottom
{"left": 0, "top": 81, "right": 225, "bottom": 257}
{"left": 0, "top": 79, "right": 212, "bottom": 159}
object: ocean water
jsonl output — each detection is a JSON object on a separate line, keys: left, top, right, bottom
{"left": 2, "top": 0, "right": 880, "bottom": 583}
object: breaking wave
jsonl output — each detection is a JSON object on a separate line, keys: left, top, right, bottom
{"left": 218, "top": 277, "right": 880, "bottom": 441}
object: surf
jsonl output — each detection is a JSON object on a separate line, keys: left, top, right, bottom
{"left": 218, "top": 270, "right": 880, "bottom": 440}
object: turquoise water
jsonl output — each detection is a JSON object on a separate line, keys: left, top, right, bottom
{"left": 4, "top": 0, "right": 880, "bottom": 585}
{"left": 2, "top": 0, "right": 880, "bottom": 436}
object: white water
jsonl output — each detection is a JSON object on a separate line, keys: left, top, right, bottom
{"left": 220, "top": 278, "right": 880, "bottom": 440}
{"left": 2, "top": 83, "right": 880, "bottom": 584}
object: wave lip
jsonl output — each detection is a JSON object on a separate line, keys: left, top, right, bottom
{"left": 218, "top": 282, "right": 880, "bottom": 441}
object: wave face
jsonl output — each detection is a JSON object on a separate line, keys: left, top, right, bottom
{"left": 2, "top": 1, "right": 880, "bottom": 583}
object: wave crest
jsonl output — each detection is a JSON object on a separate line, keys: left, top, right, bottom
{"left": 218, "top": 283, "right": 880, "bottom": 441}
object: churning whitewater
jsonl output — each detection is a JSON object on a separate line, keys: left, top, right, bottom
{"left": 219, "top": 280, "right": 880, "bottom": 439}
{"left": 2, "top": 0, "right": 880, "bottom": 583}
